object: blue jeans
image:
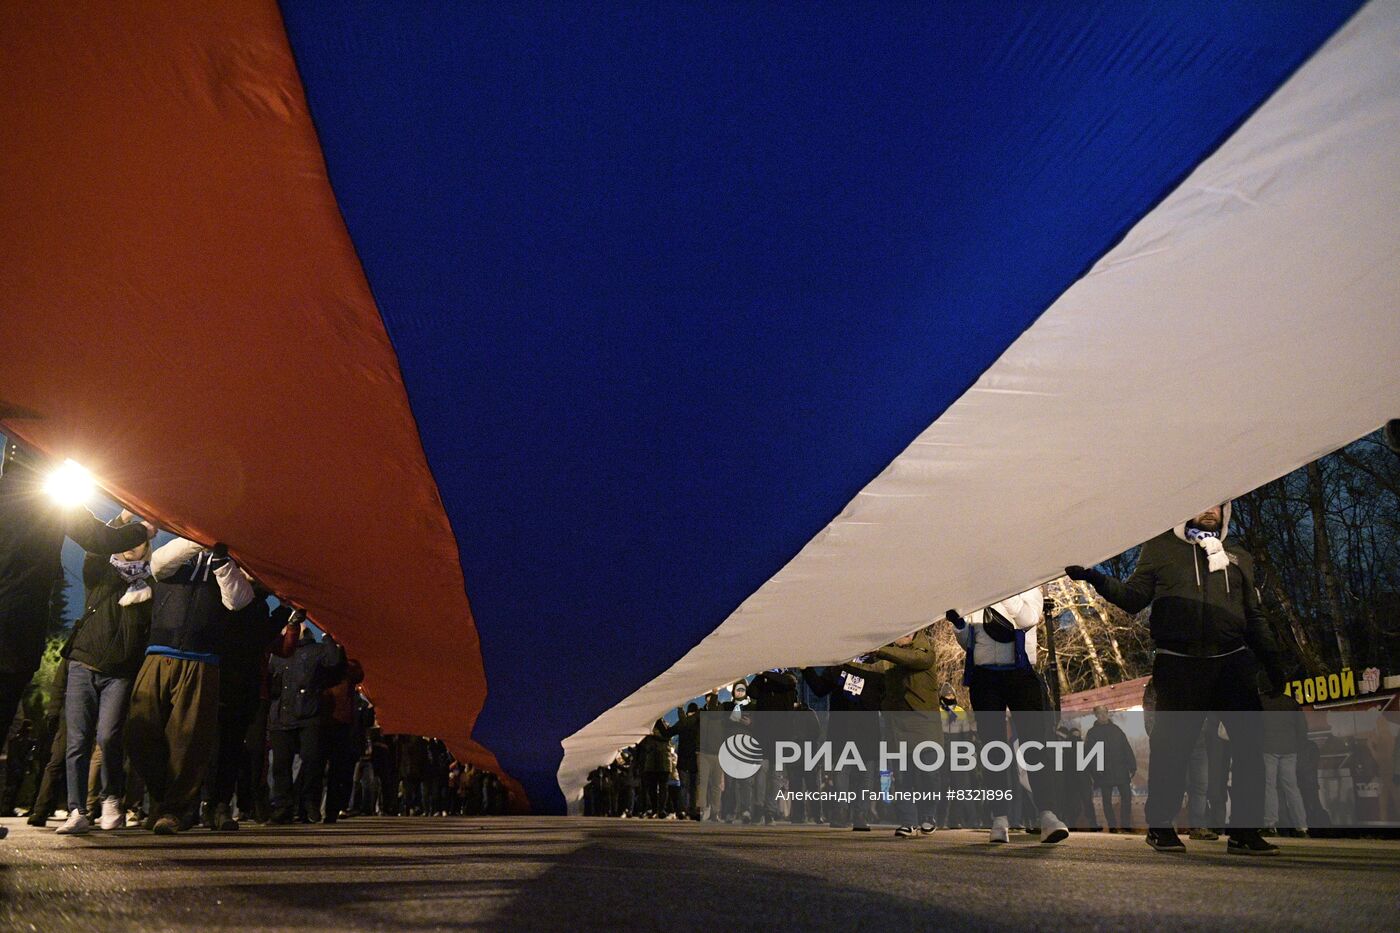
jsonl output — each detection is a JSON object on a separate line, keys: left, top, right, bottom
{"left": 1263, "top": 752, "right": 1307, "bottom": 830}
{"left": 66, "top": 662, "right": 132, "bottom": 812}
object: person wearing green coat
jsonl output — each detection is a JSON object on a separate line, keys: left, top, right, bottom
{"left": 876, "top": 627, "right": 942, "bottom": 837}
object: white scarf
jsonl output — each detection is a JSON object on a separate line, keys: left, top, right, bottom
{"left": 110, "top": 555, "right": 153, "bottom": 606}
{"left": 1184, "top": 527, "right": 1230, "bottom": 573}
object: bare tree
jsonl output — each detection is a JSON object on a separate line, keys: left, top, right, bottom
{"left": 1307, "top": 460, "right": 1353, "bottom": 667}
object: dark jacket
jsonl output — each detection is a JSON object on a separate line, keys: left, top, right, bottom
{"left": 1260, "top": 693, "right": 1310, "bottom": 755}
{"left": 0, "top": 465, "right": 146, "bottom": 674}
{"left": 790, "top": 701, "right": 823, "bottom": 754}
{"left": 267, "top": 632, "right": 347, "bottom": 730}
{"left": 664, "top": 711, "right": 700, "bottom": 771}
{"left": 1085, "top": 720, "right": 1137, "bottom": 786}
{"left": 219, "top": 594, "right": 275, "bottom": 681}
{"left": 802, "top": 663, "right": 885, "bottom": 714}
{"left": 148, "top": 538, "right": 254, "bottom": 663}
{"left": 803, "top": 663, "right": 884, "bottom": 753}
{"left": 638, "top": 731, "right": 671, "bottom": 775}
{"left": 63, "top": 552, "right": 152, "bottom": 679}
{"left": 748, "top": 669, "right": 799, "bottom": 712}
{"left": 698, "top": 702, "right": 726, "bottom": 755}
{"left": 1088, "top": 521, "right": 1284, "bottom": 685}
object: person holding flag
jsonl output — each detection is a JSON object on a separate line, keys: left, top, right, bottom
{"left": 946, "top": 585, "right": 1069, "bottom": 846}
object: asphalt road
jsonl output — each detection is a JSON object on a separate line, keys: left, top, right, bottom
{"left": 3, "top": 817, "right": 1397, "bottom": 932}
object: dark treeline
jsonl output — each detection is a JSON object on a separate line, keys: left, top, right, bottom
{"left": 924, "top": 430, "right": 1400, "bottom": 700}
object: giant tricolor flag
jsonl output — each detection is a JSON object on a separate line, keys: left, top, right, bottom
{"left": 2, "top": 1, "right": 1397, "bottom": 812}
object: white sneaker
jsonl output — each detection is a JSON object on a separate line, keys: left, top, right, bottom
{"left": 1040, "top": 810, "right": 1069, "bottom": 845}
{"left": 99, "top": 797, "right": 126, "bottom": 831}
{"left": 55, "top": 811, "right": 92, "bottom": 835}
{"left": 989, "top": 816, "right": 1009, "bottom": 844}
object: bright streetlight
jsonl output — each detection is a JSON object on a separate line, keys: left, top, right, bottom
{"left": 43, "top": 458, "right": 96, "bottom": 508}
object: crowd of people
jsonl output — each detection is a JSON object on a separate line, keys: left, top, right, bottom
{"left": 0, "top": 442, "right": 1363, "bottom": 852}
{"left": 586, "top": 503, "right": 1331, "bottom": 857}
{"left": 588, "top": 671, "right": 1323, "bottom": 844}
{"left": 0, "top": 445, "right": 506, "bottom": 838}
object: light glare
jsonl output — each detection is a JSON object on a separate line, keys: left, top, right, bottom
{"left": 43, "top": 458, "right": 96, "bottom": 508}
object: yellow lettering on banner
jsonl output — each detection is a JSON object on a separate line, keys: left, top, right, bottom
{"left": 1284, "top": 669, "right": 1358, "bottom": 703}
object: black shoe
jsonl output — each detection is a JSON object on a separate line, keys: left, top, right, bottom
{"left": 852, "top": 825, "right": 871, "bottom": 832}
{"left": 1228, "top": 830, "right": 1280, "bottom": 856}
{"left": 212, "top": 803, "right": 239, "bottom": 832}
{"left": 26, "top": 810, "right": 49, "bottom": 827}
{"left": 1145, "top": 828, "right": 1187, "bottom": 852}
{"left": 268, "top": 809, "right": 294, "bottom": 825}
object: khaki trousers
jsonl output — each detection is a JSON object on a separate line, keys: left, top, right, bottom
{"left": 124, "top": 655, "right": 220, "bottom": 819}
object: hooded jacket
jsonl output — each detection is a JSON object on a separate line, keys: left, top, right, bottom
{"left": 1085, "top": 504, "right": 1285, "bottom": 684}
{"left": 63, "top": 551, "right": 153, "bottom": 679}
{"left": 638, "top": 728, "right": 672, "bottom": 775}
{"left": 951, "top": 586, "right": 1043, "bottom": 685}
{"left": 0, "top": 464, "right": 148, "bottom": 675}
